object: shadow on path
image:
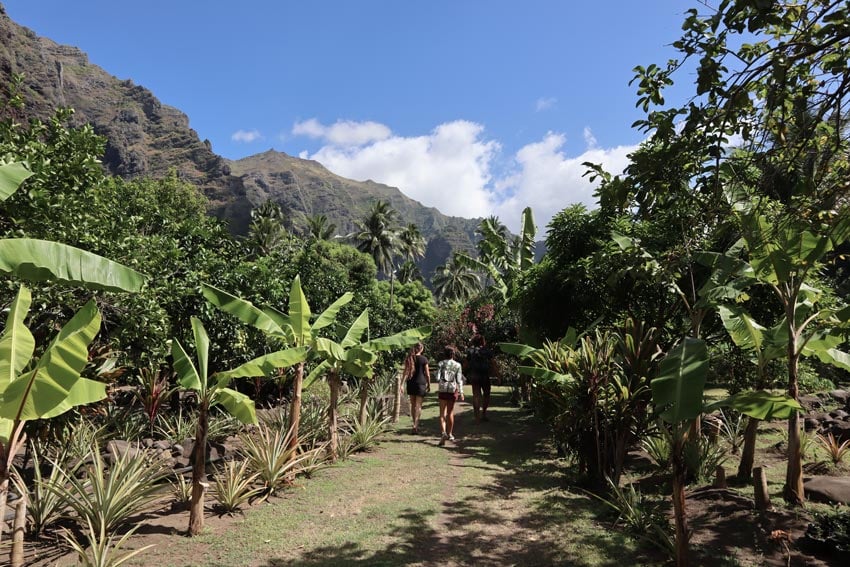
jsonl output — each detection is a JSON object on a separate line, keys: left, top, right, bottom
{"left": 259, "top": 390, "right": 643, "bottom": 567}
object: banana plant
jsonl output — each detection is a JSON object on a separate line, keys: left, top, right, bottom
{"left": 307, "top": 309, "right": 428, "bottom": 461}
{"left": 0, "top": 162, "right": 145, "bottom": 543}
{"left": 697, "top": 203, "right": 850, "bottom": 505}
{"left": 651, "top": 337, "right": 708, "bottom": 567}
{"left": 0, "top": 287, "right": 106, "bottom": 542}
{"left": 202, "top": 276, "right": 352, "bottom": 452}
{"left": 172, "top": 316, "right": 303, "bottom": 536}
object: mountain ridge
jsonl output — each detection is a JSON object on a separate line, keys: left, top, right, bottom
{"left": 0, "top": 3, "right": 479, "bottom": 277}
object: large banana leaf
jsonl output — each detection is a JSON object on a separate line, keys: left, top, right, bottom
{"left": 517, "top": 207, "right": 537, "bottom": 271}
{"left": 516, "top": 365, "right": 571, "bottom": 383}
{"left": 215, "top": 387, "right": 257, "bottom": 424}
{"left": 706, "top": 390, "right": 802, "bottom": 420}
{"left": 361, "top": 326, "right": 430, "bottom": 352}
{"left": 718, "top": 304, "right": 765, "bottom": 351}
{"left": 0, "top": 287, "right": 35, "bottom": 392}
{"left": 499, "top": 342, "right": 540, "bottom": 359}
{"left": 314, "top": 337, "right": 347, "bottom": 362}
{"left": 312, "top": 291, "right": 354, "bottom": 332}
{"left": 216, "top": 346, "right": 309, "bottom": 380}
{"left": 288, "top": 275, "right": 311, "bottom": 345}
{"left": 303, "top": 359, "right": 331, "bottom": 388}
{"left": 0, "top": 239, "right": 145, "bottom": 292}
{"left": 0, "top": 299, "right": 103, "bottom": 422}
{"left": 202, "top": 284, "right": 285, "bottom": 336}
{"left": 651, "top": 337, "right": 708, "bottom": 424}
{"left": 341, "top": 309, "right": 369, "bottom": 348}
{"left": 171, "top": 339, "right": 202, "bottom": 392}
{"left": 0, "top": 162, "right": 33, "bottom": 201}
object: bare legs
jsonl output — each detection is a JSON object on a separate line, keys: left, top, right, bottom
{"left": 471, "top": 379, "right": 491, "bottom": 422}
{"left": 438, "top": 398, "right": 456, "bottom": 444}
{"left": 409, "top": 395, "right": 423, "bottom": 432}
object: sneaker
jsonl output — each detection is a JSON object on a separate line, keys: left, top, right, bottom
{"left": 448, "top": 434, "right": 456, "bottom": 441}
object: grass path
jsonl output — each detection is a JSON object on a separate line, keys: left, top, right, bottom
{"left": 131, "top": 387, "right": 648, "bottom": 566}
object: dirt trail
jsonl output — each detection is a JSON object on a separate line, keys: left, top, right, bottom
{"left": 25, "top": 388, "right": 639, "bottom": 567}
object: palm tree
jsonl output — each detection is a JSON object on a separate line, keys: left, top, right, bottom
{"left": 349, "top": 200, "right": 400, "bottom": 306}
{"left": 431, "top": 253, "right": 481, "bottom": 304}
{"left": 397, "top": 259, "right": 422, "bottom": 284}
{"left": 304, "top": 213, "right": 337, "bottom": 241}
{"left": 398, "top": 223, "right": 426, "bottom": 263}
{"left": 245, "top": 200, "right": 288, "bottom": 257}
{"left": 349, "top": 200, "right": 398, "bottom": 275}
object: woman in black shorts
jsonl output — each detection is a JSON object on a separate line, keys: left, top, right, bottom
{"left": 402, "top": 342, "right": 430, "bottom": 434}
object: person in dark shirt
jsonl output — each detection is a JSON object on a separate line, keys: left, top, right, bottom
{"left": 466, "top": 332, "right": 493, "bottom": 423}
{"left": 402, "top": 342, "right": 430, "bottom": 434}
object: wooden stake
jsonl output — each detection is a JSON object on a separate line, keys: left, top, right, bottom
{"left": 713, "top": 465, "right": 727, "bottom": 489}
{"left": 753, "top": 466, "right": 771, "bottom": 511}
{"left": 10, "top": 498, "right": 25, "bottom": 567}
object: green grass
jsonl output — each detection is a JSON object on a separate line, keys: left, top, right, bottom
{"left": 128, "top": 388, "right": 654, "bottom": 567}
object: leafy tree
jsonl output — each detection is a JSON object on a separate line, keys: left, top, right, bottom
{"left": 244, "top": 200, "right": 290, "bottom": 258}
{"left": 349, "top": 200, "right": 399, "bottom": 307}
{"left": 396, "top": 259, "right": 422, "bottom": 284}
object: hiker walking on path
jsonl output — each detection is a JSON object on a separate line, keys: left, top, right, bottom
{"left": 403, "top": 342, "right": 430, "bottom": 434}
{"left": 436, "top": 345, "right": 464, "bottom": 446}
{"left": 466, "top": 331, "right": 494, "bottom": 423}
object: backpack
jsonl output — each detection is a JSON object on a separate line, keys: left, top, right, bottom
{"left": 468, "top": 346, "right": 490, "bottom": 375}
{"left": 437, "top": 361, "right": 459, "bottom": 393}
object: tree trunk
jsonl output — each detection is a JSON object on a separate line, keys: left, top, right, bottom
{"left": 0, "top": 452, "right": 8, "bottom": 545}
{"left": 672, "top": 434, "right": 690, "bottom": 567}
{"left": 358, "top": 377, "right": 370, "bottom": 425}
{"left": 328, "top": 372, "right": 340, "bottom": 462}
{"left": 392, "top": 369, "right": 403, "bottom": 423}
{"left": 10, "top": 498, "right": 25, "bottom": 567}
{"left": 287, "top": 362, "right": 305, "bottom": 453}
{"left": 738, "top": 417, "right": 759, "bottom": 481}
{"left": 389, "top": 269, "right": 396, "bottom": 310}
{"left": 188, "top": 401, "right": 209, "bottom": 536}
{"left": 783, "top": 352, "right": 805, "bottom": 506}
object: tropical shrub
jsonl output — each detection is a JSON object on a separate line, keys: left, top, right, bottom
{"left": 61, "top": 519, "right": 154, "bottom": 567}
{"left": 212, "top": 460, "right": 262, "bottom": 513}
{"left": 56, "top": 448, "right": 167, "bottom": 535}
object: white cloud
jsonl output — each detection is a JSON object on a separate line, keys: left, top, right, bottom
{"left": 292, "top": 118, "right": 391, "bottom": 147}
{"left": 535, "top": 97, "right": 557, "bottom": 112}
{"left": 296, "top": 118, "right": 637, "bottom": 232}
{"left": 494, "top": 133, "right": 635, "bottom": 232}
{"left": 231, "top": 129, "right": 263, "bottom": 143}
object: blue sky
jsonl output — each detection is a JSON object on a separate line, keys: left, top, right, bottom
{"left": 4, "top": 1, "right": 692, "bottom": 230}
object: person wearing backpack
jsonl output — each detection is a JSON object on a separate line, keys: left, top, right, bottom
{"left": 466, "top": 332, "right": 493, "bottom": 423}
{"left": 435, "top": 345, "right": 464, "bottom": 445}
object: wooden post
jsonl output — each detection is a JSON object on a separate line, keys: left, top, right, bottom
{"left": 753, "top": 466, "right": 771, "bottom": 511}
{"left": 713, "top": 465, "right": 727, "bottom": 489}
{"left": 10, "top": 498, "right": 25, "bottom": 567}
{"left": 391, "top": 369, "right": 403, "bottom": 423}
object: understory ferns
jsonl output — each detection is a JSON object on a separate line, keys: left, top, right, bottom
{"left": 239, "top": 423, "right": 311, "bottom": 495}
{"left": 11, "top": 442, "right": 78, "bottom": 536}
{"left": 61, "top": 518, "right": 154, "bottom": 567}
{"left": 54, "top": 447, "right": 167, "bottom": 535}
{"left": 816, "top": 432, "right": 850, "bottom": 465}
{"left": 212, "top": 459, "right": 262, "bottom": 514}
{"left": 592, "top": 477, "right": 674, "bottom": 557}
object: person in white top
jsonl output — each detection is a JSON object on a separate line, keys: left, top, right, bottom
{"left": 435, "top": 345, "right": 464, "bottom": 445}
